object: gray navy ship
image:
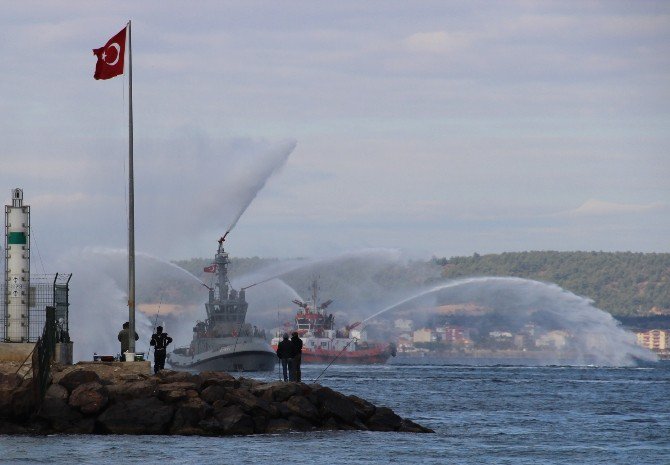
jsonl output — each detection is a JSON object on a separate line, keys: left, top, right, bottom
{"left": 167, "top": 236, "right": 276, "bottom": 372}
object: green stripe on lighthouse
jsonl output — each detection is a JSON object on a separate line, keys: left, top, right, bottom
{"left": 8, "top": 232, "right": 26, "bottom": 244}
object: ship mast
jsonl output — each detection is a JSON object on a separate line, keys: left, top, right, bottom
{"left": 204, "top": 235, "right": 248, "bottom": 332}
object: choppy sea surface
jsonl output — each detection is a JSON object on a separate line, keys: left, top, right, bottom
{"left": 2, "top": 359, "right": 669, "bottom": 465}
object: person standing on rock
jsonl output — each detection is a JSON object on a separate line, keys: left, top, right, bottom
{"left": 291, "top": 331, "right": 303, "bottom": 382}
{"left": 276, "top": 333, "right": 294, "bottom": 382}
{"left": 117, "top": 322, "right": 138, "bottom": 361}
{"left": 150, "top": 326, "right": 173, "bottom": 374}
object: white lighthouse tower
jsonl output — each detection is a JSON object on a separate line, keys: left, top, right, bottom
{"left": 4, "top": 188, "right": 30, "bottom": 342}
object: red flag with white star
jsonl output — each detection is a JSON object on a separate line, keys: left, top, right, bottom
{"left": 203, "top": 264, "right": 217, "bottom": 273}
{"left": 93, "top": 27, "right": 127, "bottom": 80}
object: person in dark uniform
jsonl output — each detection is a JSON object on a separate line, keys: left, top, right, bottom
{"left": 291, "top": 331, "right": 303, "bottom": 382}
{"left": 117, "top": 321, "right": 138, "bottom": 361}
{"left": 150, "top": 326, "right": 173, "bottom": 374}
{"left": 276, "top": 333, "right": 294, "bottom": 382}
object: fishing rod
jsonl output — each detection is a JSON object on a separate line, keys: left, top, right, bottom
{"left": 312, "top": 337, "right": 358, "bottom": 384}
{"left": 276, "top": 310, "right": 282, "bottom": 381}
{"left": 148, "top": 294, "right": 163, "bottom": 359}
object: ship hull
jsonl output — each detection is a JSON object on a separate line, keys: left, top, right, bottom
{"left": 272, "top": 342, "right": 395, "bottom": 365}
{"left": 302, "top": 348, "right": 393, "bottom": 364}
{"left": 168, "top": 338, "right": 276, "bottom": 372}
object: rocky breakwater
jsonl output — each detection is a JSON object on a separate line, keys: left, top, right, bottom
{"left": 0, "top": 363, "right": 432, "bottom": 435}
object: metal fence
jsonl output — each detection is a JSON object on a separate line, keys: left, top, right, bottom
{"left": 0, "top": 273, "right": 71, "bottom": 343}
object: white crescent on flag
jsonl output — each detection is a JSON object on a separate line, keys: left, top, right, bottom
{"left": 105, "top": 43, "right": 121, "bottom": 65}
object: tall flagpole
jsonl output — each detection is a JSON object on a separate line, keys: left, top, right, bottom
{"left": 127, "top": 19, "right": 136, "bottom": 355}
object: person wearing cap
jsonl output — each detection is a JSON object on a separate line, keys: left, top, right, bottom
{"left": 150, "top": 326, "right": 173, "bottom": 374}
{"left": 117, "top": 321, "right": 138, "bottom": 361}
{"left": 290, "top": 331, "right": 303, "bottom": 382}
{"left": 276, "top": 333, "right": 295, "bottom": 381}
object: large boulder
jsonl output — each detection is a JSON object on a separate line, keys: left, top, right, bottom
{"left": 0, "top": 421, "right": 28, "bottom": 434}
{"left": 0, "top": 388, "right": 14, "bottom": 419}
{"left": 398, "top": 418, "right": 434, "bottom": 433}
{"left": 45, "top": 383, "right": 69, "bottom": 402}
{"left": 225, "top": 388, "right": 274, "bottom": 416}
{"left": 287, "top": 415, "right": 315, "bottom": 431}
{"left": 272, "top": 401, "right": 290, "bottom": 418}
{"left": 200, "top": 371, "right": 235, "bottom": 382}
{"left": 348, "top": 394, "right": 376, "bottom": 420}
{"left": 38, "top": 397, "right": 95, "bottom": 433}
{"left": 97, "top": 397, "right": 174, "bottom": 434}
{"left": 157, "top": 371, "right": 202, "bottom": 387}
{"left": 156, "top": 382, "right": 199, "bottom": 403}
{"left": 366, "top": 406, "right": 403, "bottom": 432}
{"left": 319, "top": 416, "right": 357, "bottom": 431}
{"left": 106, "top": 379, "right": 157, "bottom": 401}
{"left": 286, "top": 395, "right": 319, "bottom": 422}
{"left": 252, "top": 414, "right": 268, "bottom": 434}
{"left": 237, "top": 377, "right": 263, "bottom": 391}
{"left": 69, "top": 381, "right": 109, "bottom": 415}
{"left": 251, "top": 381, "right": 301, "bottom": 402}
{"left": 265, "top": 418, "right": 291, "bottom": 433}
{"left": 171, "top": 397, "right": 212, "bottom": 433}
{"left": 200, "top": 378, "right": 239, "bottom": 390}
{"left": 202, "top": 404, "right": 254, "bottom": 435}
{"left": 0, "top": 372, "right": 23, "bottom": 390}
{"left": 200, "top": 384, "right": 229, "bottom": 404}
{"left": 1, "top": 384, "right": 36, "bottom": 420}
{"left": 58, "top": 369, "right": 101, "bottom": 393}
{"left": 313, "top": 386, "right": 358, "bottom": 425}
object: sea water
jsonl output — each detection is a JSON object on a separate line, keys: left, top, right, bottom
{"left": 1, "top": 360, "right": 668, "bottom": 465}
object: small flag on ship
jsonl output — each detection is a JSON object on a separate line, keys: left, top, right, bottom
{"left": 203, "top": 264, "right": 217, "bottom": 273}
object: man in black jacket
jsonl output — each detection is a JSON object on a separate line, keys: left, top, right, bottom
{"left": 150, "top": 326, "right": 173, "bottom": 374}
{"left": 276, "top": 333, "right": 294, "bottom": 381}
{"left": 291, "top": 332, "right": 303, "bottom": 382}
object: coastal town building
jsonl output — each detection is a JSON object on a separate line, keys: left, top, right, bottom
{"left": 412, "top": 328, "right": 434, "bottom": 344}
{"left": 636, "top": 330, "right": 669, "bottom": 351}
{"left": 440, "top": 326, "right": 470, "bottom": 346}
{"left": 394, "top": 319, "right": 413, "bottom": 332}
{"left": 535, "top": 330, "right": 568, "bottom": 350}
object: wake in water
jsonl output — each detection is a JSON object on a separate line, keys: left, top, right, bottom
{"left": 362, "top": 277, "right": 656, "bottom": 367}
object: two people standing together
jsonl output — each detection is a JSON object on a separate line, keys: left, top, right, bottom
{"left": 276, "top": 332, "right": 303, "bottom": 382}
{"left": 117, "top": 322, "right": 172, "bottom": 375}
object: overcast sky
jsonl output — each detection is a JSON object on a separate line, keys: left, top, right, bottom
{"left": 1, "top": 1, "right": 668, "bottom": 264}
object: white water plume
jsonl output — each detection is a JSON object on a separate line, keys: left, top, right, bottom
{"left": 137, "top": 135, "right": 296, "bottom": 258}
{"left": 224, "top": 140, "right": 297, "bottom": 234}
{"left": 234, "top": 248, "right": 403, "bottom": 288}
{"left": 363, "top": 277, "right": 656, "bottom": 367}
{"left": 54, "top": 248, "right": 205, "bottom": 361}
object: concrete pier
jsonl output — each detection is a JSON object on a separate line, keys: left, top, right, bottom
{"left": 0, "top": 342, "right": 35, "bottom": 363}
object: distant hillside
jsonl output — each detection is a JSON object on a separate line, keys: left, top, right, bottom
{"left": 433, "top": 251, "right": 670, "bottom": 317}
{"left": 173, "top": 251, "right": 670, "bottom": 320}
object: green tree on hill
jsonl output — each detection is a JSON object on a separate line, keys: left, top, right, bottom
{"left": 434, "top": 251, "right": 670, "bottom": 317}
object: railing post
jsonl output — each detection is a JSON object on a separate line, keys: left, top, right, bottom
{"left": 32, "top": 306, "right": 57, "bottom": 407}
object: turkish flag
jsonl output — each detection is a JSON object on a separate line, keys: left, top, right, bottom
{"left": 203, "top": 264, "right": 217, "bottom": 273}
{"left": 93, "top": 27, "right": 127, "bottom": 80}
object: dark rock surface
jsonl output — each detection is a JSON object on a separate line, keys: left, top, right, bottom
{"left": 0, "top": 363, "right": 433, "bottom": 435}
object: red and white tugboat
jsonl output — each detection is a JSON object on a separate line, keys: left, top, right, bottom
{"left": 272, "top": 279, "right": 396, "bottom": 364}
